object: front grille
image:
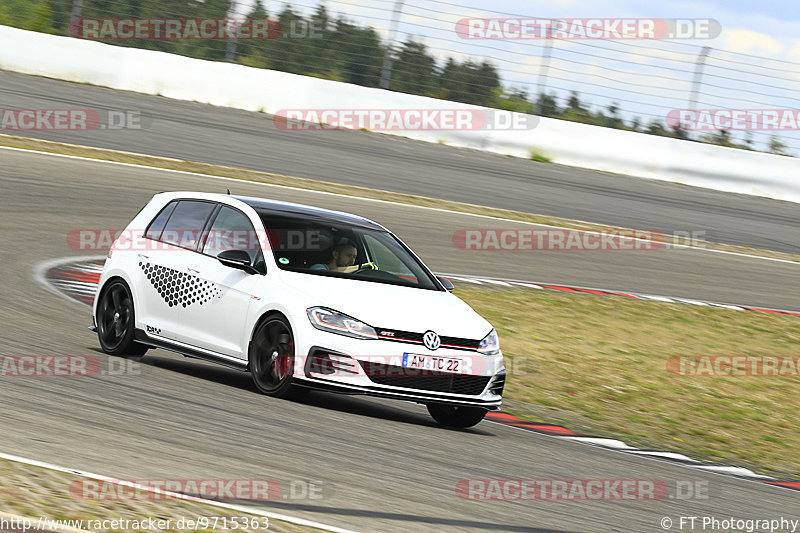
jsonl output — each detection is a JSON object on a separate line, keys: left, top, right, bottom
{"left": 360, "top": 361, "right": 491, "bottom": 396}
{"left": 375, "top": 328, "right": 481, "bottom": 351}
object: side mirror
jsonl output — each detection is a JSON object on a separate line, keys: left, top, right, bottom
{"left": 437, "top": 276, "right": 455, "bottom": 292}
{"left": 217, "top": 250, "right": 258, "bottom": 275}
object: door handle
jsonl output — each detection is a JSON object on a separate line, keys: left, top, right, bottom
{"left": 138, "top": 253, "right": 150, "bottom": 260}
{"left": 187, "top": 266, "right": 200, "bottom": 274}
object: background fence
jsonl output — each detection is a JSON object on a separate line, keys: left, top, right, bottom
{"left": 2, "top": 0, "right": 799, "bottom": 155}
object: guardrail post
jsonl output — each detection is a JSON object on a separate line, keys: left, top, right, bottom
{"left": 70, "top": 0, "right": 83, "bottom": 22}
{"left": 535, "top": 26, "right": 555, "bottom": 116}
{"left": 685, "top": 46, "right": 712, "bottom": 135}
{"left": 379, "top": 0, "right": 406, "bottom": 90}
{"left": 225, "top": 1, "right": 239, "bottom": 62}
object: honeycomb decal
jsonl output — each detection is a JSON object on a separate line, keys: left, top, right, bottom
{"left": 139, "top": 262, "right": 222, "bottom": 308}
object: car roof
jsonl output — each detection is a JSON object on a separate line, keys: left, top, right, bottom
{"left": 151, "top": 192, "right": 388, "bottom": 231}
{"left": 234, "top": 195, "right": 387, "bottom": 231}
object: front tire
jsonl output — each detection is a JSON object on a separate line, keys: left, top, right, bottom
{"left": 427, "top": 404, "right": 487, "bottom": 428}
{"left": 249, "top": 315, "right": 298, "bottom": 398}
{"left": 96, "top": 279, "right": 148, "bottom": 357}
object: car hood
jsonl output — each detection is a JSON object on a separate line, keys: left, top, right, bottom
{"left": 278, "top": 271, "right": 492, "bottom": 339}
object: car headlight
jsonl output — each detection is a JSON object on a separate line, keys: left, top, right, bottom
{"left": 478, "top": 329, "right": 500, "bottom": 355}
{"left": 307, "top": 307, "right": 378, "bottom": 339}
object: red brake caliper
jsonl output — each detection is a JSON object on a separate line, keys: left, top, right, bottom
{"left": 276, "top": 343, "right": 293, "bottom": 377}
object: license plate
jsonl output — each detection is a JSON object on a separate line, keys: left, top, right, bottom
{"left": 402, "top": 353, "right": 464, "bottom": 374}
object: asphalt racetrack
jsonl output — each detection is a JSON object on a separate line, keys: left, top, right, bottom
{"left": 2, "top": 69, "right": 800, "bottom": 256}
{"left": 1, "top": 146, "right": 799, "bottom": 532}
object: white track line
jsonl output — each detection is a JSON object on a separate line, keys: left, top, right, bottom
{"left": 0, "top": 452, "right": 359, "bottom": 533}
{"left": 438, "top": 272, "right": 800, "bottom": 315}
{"left": 483, "top": 419, "right": 798, "bottom": 492}
{"left": 4, "top": 145, "right": 800, "bottom": 266}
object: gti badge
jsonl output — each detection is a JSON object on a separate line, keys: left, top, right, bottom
{"left": 423, "top": 330, "right": 441, "bottom": 350}
{"left": 146, "top": 325, "right": 161, "bottom": 335}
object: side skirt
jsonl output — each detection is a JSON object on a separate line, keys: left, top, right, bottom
{"left": 134, "top": 329, "right": 248, "bottom": 371}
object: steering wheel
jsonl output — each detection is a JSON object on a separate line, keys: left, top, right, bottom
{"left": 354, "top": 261, "right": 379, "bottom": 273}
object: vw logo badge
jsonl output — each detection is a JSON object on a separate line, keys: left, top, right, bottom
{"left": 423, "top": 330, "right": 441, "bottom": 351}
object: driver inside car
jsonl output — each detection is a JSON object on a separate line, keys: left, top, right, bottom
{"left": 310, "top": 239, "right": 377, "bottom": 273}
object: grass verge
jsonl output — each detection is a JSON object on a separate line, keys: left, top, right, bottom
{"left": 0, "top": 458, "right": 329, "bottom": 532}
{"left": 456, "top": 285, "right": 800, "bottom": 477}
{"left": 2, "top": 134, "right": 798, "bottom": 263}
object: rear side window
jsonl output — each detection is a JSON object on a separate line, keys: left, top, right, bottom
{"left": 145, "top": 201, "right": 177, "bottom": 241}
{"left": 160, "top": 200, "right": 217, "bottom": 250}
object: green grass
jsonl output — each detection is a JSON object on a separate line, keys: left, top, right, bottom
{"left": 529, "top": 149, "right": 552, "bottom": 163}
{"left": 456, "top": 285, "right": 800, "bottom": 477}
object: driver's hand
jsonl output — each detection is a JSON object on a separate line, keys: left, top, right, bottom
{"left": 332, "top": 262, "right": 377, "bottom": 273}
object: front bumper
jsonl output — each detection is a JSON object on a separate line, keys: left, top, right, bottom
{"left": 291, "top": 326, "right": 505, "bottom": 408}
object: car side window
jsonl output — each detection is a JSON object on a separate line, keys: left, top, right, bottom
{"left": 160, "top": 200, "right": 217, "bottom": 250}
{"left": 363, "top": 234, "right": 415, "bottom": 277}
{"left": 145, "top": 201, "right": 178, "bottom": 241}
{"left": 203, "top": 206, "right": 260, "bottom": 262}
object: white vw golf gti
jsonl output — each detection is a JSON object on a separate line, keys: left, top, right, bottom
{"left": 92, "top": 192, "right": 505, "bottom": 427}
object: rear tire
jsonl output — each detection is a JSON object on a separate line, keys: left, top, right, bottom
{"left": 427, "top": 404, "right": 487, "bottom": 428}
{"left": 96, "top": 280, "right": 148, "bottom": 357}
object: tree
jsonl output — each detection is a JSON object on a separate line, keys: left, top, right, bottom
{"left": 602, "top": 103, "right": 622, "bottom": 129}
{"left": 325, "top": 18, "right": 384, "bottom": 87}
{"left": 535, "top": 92, "right": 559, "bottom": 117}
{"left": 391, "top": 39, "right": 437, "bottom": 95}
{"left": 2, "top": 0, "right": 53, "bottom": 33}
{"left": 671, "top": 125, "right": 689, "bottom": 140}
{"left": 303, "top": 4, "right": 333, "bottom": 74}
{"left": 439, "top": 59, "right": 500, "bottom": 107}
{"left": 236, "top": 0, "right": 270, "bottom": 68}
{"left": 259, "top": 5, "right": 305, "bottom": 73}
{"left": 768, "top": 136, "right": 791, "bottom": 156}
{"left": 492, "top": 87, "right": 534, "bottom": 114}
{"left": 560, "top": 91, "right": 593, "bottom": 124}
{"left": 645, "top": 119, "right": 668, "bottom": 136}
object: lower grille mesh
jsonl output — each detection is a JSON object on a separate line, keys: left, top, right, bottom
{"left": 360, "top": 361, "right": 491, "bottom": 396}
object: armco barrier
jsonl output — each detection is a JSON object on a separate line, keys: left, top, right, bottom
{"left": 2, "top": 25, "right": 800, "bottom": 203}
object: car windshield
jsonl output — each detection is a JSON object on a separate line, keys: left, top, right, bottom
{"left": 257, "top": 213, "right": 440, "bottom": 290}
